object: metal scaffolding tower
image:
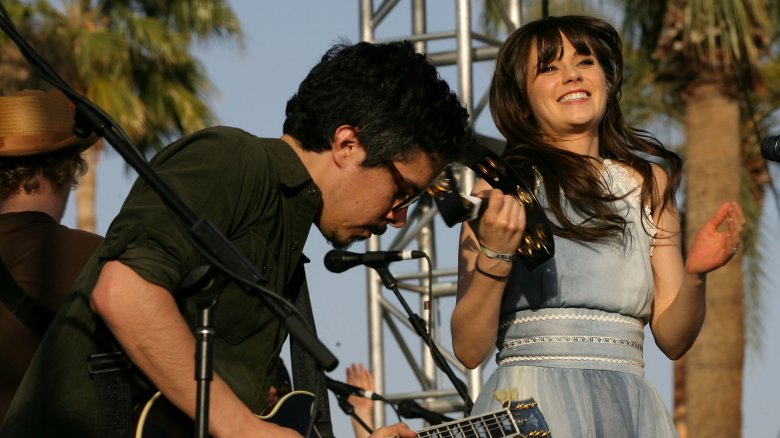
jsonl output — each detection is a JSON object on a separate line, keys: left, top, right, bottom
{"left": 357, "top": 0, "right": 522, "bottom": 427}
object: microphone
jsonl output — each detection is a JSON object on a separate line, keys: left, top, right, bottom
{"left": 325, "top": 376, "right": 386, "bottom": 401}
{"left": 397, "top": 399, "right": 453, "bottom": 425}
{"left": 324, "top": 249, "right": 426, "bottom": 273}
{"left": 761, "top": 135, "right": 780, "bottom": 162}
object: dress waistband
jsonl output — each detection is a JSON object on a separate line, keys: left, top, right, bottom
{"left": 496, "top": 308, "right": 646, "bottom": 374}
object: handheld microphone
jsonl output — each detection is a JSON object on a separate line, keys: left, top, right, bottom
{"left": 325, "top": 376, "right": 386, "bottom": 401}
{"left": 397, "top": 399, "right": 453, "bottom": 425}
{"left": 761, "top": 135, "right": 780, "bottom": 162}
{"left": 323, "top": 249, "right": 426, "bottom": 273}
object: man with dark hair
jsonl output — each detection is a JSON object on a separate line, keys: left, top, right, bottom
{"left": 0, "top": 89, "right": 102, "bottom": 422}
{"left": 1, "top": 41, "right": 474, "bottom": 438}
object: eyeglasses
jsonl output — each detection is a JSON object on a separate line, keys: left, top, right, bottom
{"left": 385, "top": 161, "right": 424, "bottom": 212}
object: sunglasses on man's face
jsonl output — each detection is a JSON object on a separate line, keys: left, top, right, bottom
{"left": 385, "top": 161, "right": 424, "bottom": 212}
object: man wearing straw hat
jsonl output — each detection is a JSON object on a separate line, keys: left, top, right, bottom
{"left": 0, "top": 89, "right": 102, "bottom": 422}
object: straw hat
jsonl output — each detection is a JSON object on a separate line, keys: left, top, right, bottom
{"left": 0, "top": 89, "right": 98, "bottom": 157}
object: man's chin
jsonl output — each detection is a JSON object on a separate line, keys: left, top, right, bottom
{"left": 370, "top": 225, "right": 387, "bottom": 236}
{"left": 329, "top": 232, "right": 383, "bottom": 249}
{"left": 327, "top": 235, "right": 361, "bottom": 249}
{"left": 324, "top": 225, "right": 387, "bottom": 249}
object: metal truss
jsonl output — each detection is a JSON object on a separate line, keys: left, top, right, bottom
{"left": 358, "top": 0, "right": 522, "bottom": 427}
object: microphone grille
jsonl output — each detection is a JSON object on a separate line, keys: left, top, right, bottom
{"left": 323, "top": 250, "right": 347, "bottom": 273}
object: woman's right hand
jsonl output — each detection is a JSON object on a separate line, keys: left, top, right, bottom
{"left": 473, "top": 188, "right": 526, "bottom": 254}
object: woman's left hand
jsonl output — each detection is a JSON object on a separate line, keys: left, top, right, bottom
{"left": 346, "top": 363, "right": 374, "bottom": 419}
{"left": 685, "top": 201, "right": 745, "bottom": 274}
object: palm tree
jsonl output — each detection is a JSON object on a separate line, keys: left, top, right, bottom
{"left": 622, "top": 1, "right": 773, "bottom": 436}
{"left": 0, "top": 0, "right": 242, "bottom": 232}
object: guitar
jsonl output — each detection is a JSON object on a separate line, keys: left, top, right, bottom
{"left": 135, "top": 391, "right": 551, "bottom": 438}
{"left": 134, "top": 390, "right": 314, "bottom": 437}
{"left": 416, "top": 399, "right": 551, "bottom": 438}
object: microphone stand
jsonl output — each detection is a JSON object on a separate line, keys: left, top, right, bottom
{"left": 0, "top": 9, "right": 339, "bottom": 438}
{"left": 180, "top": 265, "right": 222, "bottom": 438}
{"left": 370, "top": 263, "right": 474, "bottom": 414}
{"left": 332, "top": 393, "right": 373, "bottom": 435}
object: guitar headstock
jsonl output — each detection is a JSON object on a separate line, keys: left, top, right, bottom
{"left": 504, "top": 398, "right": 552, "bottom": 437}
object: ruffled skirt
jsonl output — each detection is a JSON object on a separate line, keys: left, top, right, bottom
{"left": 472, "top": 308, "right": 677, "bottom": 437}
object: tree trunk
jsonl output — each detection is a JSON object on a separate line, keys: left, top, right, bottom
{"left": 682, "top": 80, "right": 744, "bottom": 438}
{"left": 673, "top": 357, "right": 688, "bottom": 438}
{"left": 76, "top": 146, "right": 99, "bottom": 233}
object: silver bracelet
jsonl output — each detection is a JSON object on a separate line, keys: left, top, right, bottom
{"left": 479, "top": 244, "right": 516, "bottom": 261}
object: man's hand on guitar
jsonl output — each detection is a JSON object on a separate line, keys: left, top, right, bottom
{"left": 369, "top": 422, "right": 415, "bottom": 438}
{"left": 257, "top": 421, "right": 305, "bottom": 438}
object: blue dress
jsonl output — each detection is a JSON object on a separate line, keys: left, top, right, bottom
{"left": 472, "top": 160, "right": 677, "bottom": 437}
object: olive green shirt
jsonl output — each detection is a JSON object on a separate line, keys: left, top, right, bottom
{"left": 0, "top": 127, "right": 323, "bottom": 436}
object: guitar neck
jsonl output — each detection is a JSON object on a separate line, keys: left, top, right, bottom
{"left": 415, "top": 400, "right": 551, "bottom": 438}
{"left": 415, "top": 408, "right": 516, "bottom": 438}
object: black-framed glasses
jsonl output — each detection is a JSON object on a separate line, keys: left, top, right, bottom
{"left": 385, "top": 161, "right": 423, "bottom": 212}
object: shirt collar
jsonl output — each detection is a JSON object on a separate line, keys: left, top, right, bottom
{"left": 266, "top": 138, "right": 315, "bottom": 191}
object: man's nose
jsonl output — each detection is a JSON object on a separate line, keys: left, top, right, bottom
{"left": 387, "top": 205, "right": 408, "bottom": 228}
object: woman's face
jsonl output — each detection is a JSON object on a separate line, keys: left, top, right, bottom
{"left": 525, "top": 34, "right": 608, "bottom": 139}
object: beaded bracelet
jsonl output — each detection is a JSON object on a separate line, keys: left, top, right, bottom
{"left": 479, "top": 244, "right": 517, "bottom": 261}
{"left": 475, "top": 259, "right": 510, "bottom": 281}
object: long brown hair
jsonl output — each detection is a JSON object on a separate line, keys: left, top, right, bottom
{"left": 490, "top": 15, "right": 682, "bottom": 242}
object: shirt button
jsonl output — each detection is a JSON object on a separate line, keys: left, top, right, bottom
{"left": 306, "top": 186, "right": 316, "bottom": 195}
{"left": 292, "top": 241, "right": 300, "bottom": 251}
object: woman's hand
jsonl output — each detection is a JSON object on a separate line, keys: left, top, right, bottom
{"left": 473, "top": 188, "right": 526, "bottom": 255}
{"left": 346, "top": 363, "right": 375, "bottom": 423}
{"left": 685, "top": 201, "right": 745, "bottom": 275}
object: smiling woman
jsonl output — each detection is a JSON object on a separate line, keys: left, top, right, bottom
{"left": 525, "top": 36, "right": 608, "bottom": 143}
{"left": 452, "top": 15, "right": 746, "bottom": 438}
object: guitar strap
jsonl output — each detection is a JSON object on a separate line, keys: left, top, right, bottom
{"left": 0, "top": 257, "right": 56, "bottom": 338}
{"left": 289, "top": 256, "right": 334, "bottom": 438}
{"left": 88, "top": 320, "right": 133, "bottom": 438}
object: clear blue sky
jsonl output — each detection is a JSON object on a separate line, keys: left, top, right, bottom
{"left": 63, "top": 1, "right": 780, "bottom": 436}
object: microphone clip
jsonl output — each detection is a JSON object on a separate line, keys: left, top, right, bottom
{"left": 325, "top": 376, "right": 386, "bottom": 402}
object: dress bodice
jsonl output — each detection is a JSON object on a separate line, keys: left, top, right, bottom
{"left": 500, "top": 159, "right": 657, "bottom": 322}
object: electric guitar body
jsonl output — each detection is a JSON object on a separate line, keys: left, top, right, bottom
{"left": 134, "top": 390, "right": 314, "bottom": 438}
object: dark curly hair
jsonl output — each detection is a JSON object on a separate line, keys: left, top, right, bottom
{"left": 283, "top": 41, "right": 475, "bottom": 167}
{"left": 0, "top": 147, "right": 87, "bottom": 200}
{"left": 490, "top": 15, "right": 682, "bottom": 242}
